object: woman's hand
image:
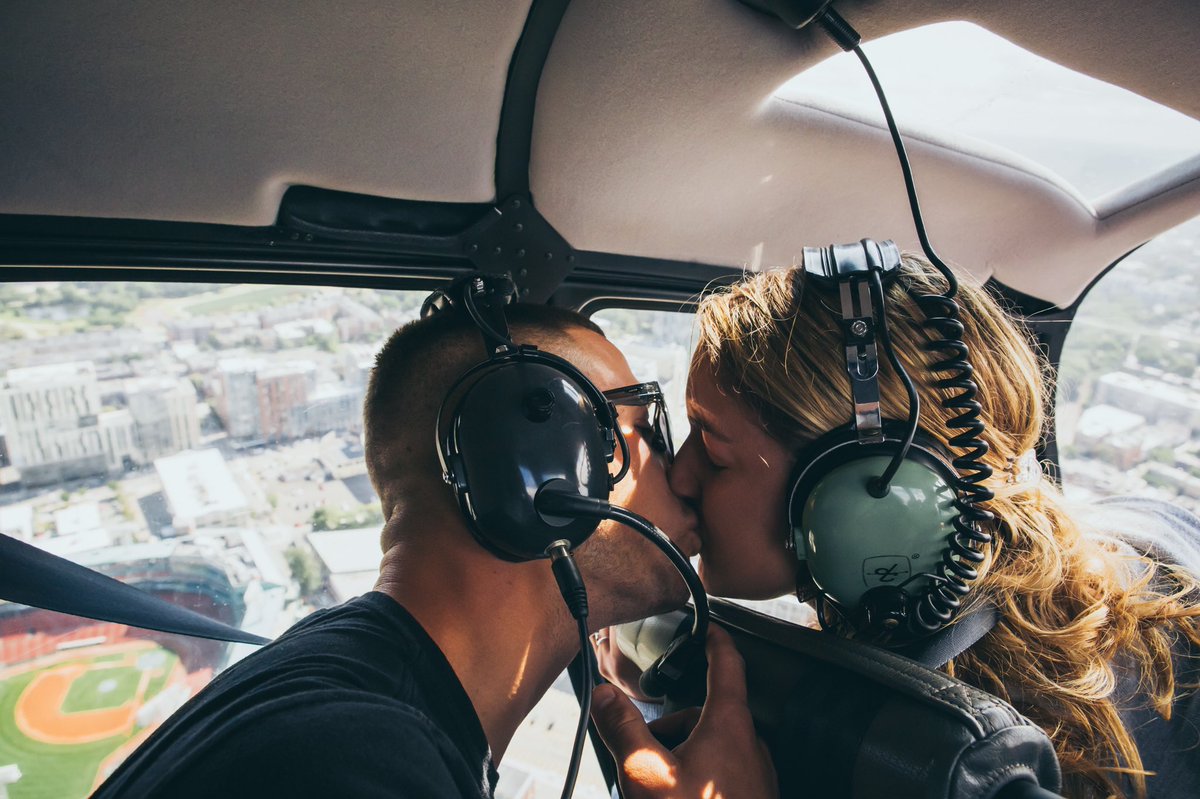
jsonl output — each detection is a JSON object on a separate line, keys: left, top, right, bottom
{"left": 590, "top": 626, "right": 778, "bottom": 799}
{"left": 591, "top": 627, "right": 660, "bottom": 704}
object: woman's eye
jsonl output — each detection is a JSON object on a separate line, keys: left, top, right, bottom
{"left": 701, "top": 442, "right": 727, "bottom": 471}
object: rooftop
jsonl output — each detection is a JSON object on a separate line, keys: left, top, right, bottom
{"left": 155, "top": 448, "right": 249, "bottom": 523}
{"left": 306, "top": 527, "right": 381, "bottom": 575}
{"left": 3, "top": 360, "right": 95, "bottom": 386}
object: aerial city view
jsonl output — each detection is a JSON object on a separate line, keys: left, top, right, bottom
{"left": 0, "top": 214, "right": 1196, "bottom": 798}
{"left": 1056, "top": 215, "right": 1200, "bottom": 515}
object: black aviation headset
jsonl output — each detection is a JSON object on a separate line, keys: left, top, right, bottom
{"left": 427, "top": 273, "right": 621, "bottom": 562}
{"left": 785, "top": 239, "right": 997, "bottom": 644}
{"left": 422, "top": 273, "right": 709, "bottom": 799}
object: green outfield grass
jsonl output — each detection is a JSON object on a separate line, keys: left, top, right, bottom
{"left": 60, "top": 668, "right": 141, "bottom": 715}
{"left": 0, "top": 648, "right": 179, "bottom": 799}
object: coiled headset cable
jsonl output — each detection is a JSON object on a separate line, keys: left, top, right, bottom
{"left": 819, "top": 8, "right": 997, "bottom": 633}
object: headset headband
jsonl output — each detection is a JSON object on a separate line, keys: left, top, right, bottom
{"left": 802, "top": 239, "right": 901, "bottom": 444}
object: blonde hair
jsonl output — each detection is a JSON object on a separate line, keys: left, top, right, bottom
{"left": 694, "top": 254, "right": 1200, "bottom": 798}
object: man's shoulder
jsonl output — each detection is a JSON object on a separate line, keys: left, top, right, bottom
{"left": 94, "top": 669, "right": 489, "bottom": 799}
{"left": 94, "top": 595, "right": 496, "bottom": 799}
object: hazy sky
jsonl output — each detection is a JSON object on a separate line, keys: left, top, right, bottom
{"left": 775, "top": 22, "right": 1200, "bottom": 198}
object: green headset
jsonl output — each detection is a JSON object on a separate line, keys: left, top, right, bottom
{"left": 786, "top": 239, "right": 996, "bottom": 641}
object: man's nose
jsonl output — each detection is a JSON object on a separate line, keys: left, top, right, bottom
{"left": 667, "top": 435, "right": 701, "bottom": 508}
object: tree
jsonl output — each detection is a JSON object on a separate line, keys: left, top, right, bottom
{"left": 311, "top": 507, "right": 332, "bottom": 531}
{"left": 1150, "top": 447, "right": 1177, "bottom": 466}
{"left": 310, "top": 503, "right": 382, "bottom": 532}
{"left": 285, "top": 546, "right": 323, "bottom": 597}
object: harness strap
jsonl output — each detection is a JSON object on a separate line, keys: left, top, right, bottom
{"left": 0, "top": 533, "right": 269, "bottom": 645}
{"left": 897, "top": 602, "right": 998, "bottom": 668}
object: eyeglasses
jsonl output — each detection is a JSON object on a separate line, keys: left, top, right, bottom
{"left": 603, "top": 381, "right": 675, "bottom": 464}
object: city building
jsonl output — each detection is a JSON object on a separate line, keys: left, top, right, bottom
{"left": 211, "top": 358, "right": 263, "bottom": 440}
{"left": 0, "top": 362, "right": 107, "bottom": 486}
{"left": 126, "top": 377, "right": 202, "bottom": 461}
{"left": 295, "top": 385, "right": 364, "bottom": 439}
{"left": 339, "top": 343, "right": 378, "bottom": 388}
{"left": 0, "top": 504, "right": 32, "bottom": 541}
{"left": 1095, "top": 371, "right": 1200, "bottom": 427}
{"left": 272, "top": 318, "right": 335, "bottom": 348}
{"left": 211, "top": 358, "right": 321, "bottom": 442}
{"left": 333, "top": 296, "right": 385, "bottom": 342}
{"left": 257, "top": 362, "right": 316, "bottom": 441}
{"left": 41, "top": 502, "right": 112, "bottom": 556}
{"left": 155, "top": 449, "right": 250, "bottom": 532}
{"left": 0, "top": 328, "right": 161, "bottom": 372}
{"left": 305, "top": 527, "right": 380, "bottom": 603}
{"left": 99, "top": 408, "right": 139, "bottom": 472}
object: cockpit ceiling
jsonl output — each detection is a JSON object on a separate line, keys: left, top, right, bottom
{"left": 2, "top": 0, "right": 1199, "bottom": 307}
{"left": 0, "top": 0, "right": 530, "bottom": 218}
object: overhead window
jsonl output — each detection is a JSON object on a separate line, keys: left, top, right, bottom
{"left": 775, "top": 21, "right": 1200, "bottom": 198}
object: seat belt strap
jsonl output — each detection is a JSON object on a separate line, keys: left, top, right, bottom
{"left": 897, "top": 602, "right": 998, "bottom": 668}
{"left": 0, "top": 533, "right": 269, "bottom": 646}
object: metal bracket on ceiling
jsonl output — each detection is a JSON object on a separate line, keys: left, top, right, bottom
{"left": 460, "top": 194, "right": 575, "bottom": 303}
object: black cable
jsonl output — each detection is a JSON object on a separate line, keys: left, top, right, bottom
{"left": 819, "top": 13, "right": 996, "bottom": 631}
{"left": 560, "top": 614, "right": 594, "bottom": 799}
{"left": 548, "top": 543, "right": 594, "bottom": 799}
{"left": 605, "top": 505, "right": 710, "bottom": 643}
{"left": 461, "top": 275, "right": 516, "bottom": 354}
{"left": 866, "top": 269, "right": 919, "bottom": 497}
{"left": 537, "top": 489, "right": 710, "bottom": 644}
{"left": 849, "top": 44, "right": 959, "bottom": 297}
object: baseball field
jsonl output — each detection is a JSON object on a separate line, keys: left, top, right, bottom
{"left": 0, "top": 636, "right": 198, "bottom": 799}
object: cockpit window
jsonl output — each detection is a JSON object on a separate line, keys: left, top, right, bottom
{"left": 0, "top": 281, "right": 433, "bottom": 796}
{"left": 1057, "top": 215, "right": 1200, "bottom": 513}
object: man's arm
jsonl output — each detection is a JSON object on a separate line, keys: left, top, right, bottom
{"left": 590, "top": 625, "right": 778, "bottom": 799}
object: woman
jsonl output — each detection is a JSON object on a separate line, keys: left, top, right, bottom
{"left": 663, "top": 251, "right": 1200, "bottom": 798}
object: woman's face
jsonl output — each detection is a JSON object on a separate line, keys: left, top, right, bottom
{"left": 669, "top": 358, "right": 798, "bottom": 600}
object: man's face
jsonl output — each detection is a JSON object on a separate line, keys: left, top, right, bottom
{"left": 565, "top": 328, "right": 700, "bottom": 624}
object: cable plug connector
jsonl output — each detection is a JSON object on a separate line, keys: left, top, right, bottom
{"left": 818, "top": 6, "right": 860, "bottom": 51}
{"left": 547, "top": 541, "right": 589, "bottom": 621}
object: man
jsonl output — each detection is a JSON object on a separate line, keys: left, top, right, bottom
{"left": 92, "top": 301, "right": 776, "bottom": 798}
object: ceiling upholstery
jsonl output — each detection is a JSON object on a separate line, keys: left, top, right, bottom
{"left": 0, "top": 0, "right": 531, "bottom": 223}
{"left": 1, "top": 0, "right": 1198, "bottom": 306}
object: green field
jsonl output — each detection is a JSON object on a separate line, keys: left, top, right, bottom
{"left": 183, "top": 285, "right": 307, "bottom": 316}
{"left": 0, "top": 648, "right": 179, "bottom": 799}
{"left": 61, "top": 668, "right": 141, "bottom": 714}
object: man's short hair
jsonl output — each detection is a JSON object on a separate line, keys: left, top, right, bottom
{"left": 364, "top": 302, "right": 604, "bottom": 519}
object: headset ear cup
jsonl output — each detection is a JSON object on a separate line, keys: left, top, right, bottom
{"left": 787, "top": 422, "right": 960, "bottom": 639}
{"left": 439, "top": 354, "right": 616, "bottom": 562}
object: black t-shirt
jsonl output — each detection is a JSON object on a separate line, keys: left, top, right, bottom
{"left": 92, "top": 592, "right": 499, "bottom": 799}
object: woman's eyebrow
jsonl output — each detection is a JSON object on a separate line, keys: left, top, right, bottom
{"left": 688, "top": 411, "right": 732, "bottom": 442}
